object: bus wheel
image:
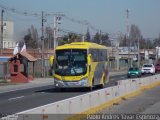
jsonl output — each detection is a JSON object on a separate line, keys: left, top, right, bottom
{"left": 88, "top": 78, "right": 94, "bottom": 91}
{"left": 99, "top": 84, "right": 104, "bottom": 89}
{"left": 100, "top": 76, "right": 105, "bottom": 88}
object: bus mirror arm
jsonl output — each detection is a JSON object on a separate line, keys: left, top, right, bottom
{"left": 49, "top": 56, "right": 54, "bottom": 67}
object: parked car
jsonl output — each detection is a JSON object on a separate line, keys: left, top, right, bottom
{"left": 141, "top": 64, "right": 155, "bottom": 75}
{"left": 127, "top": 67, "right": 141, "bottom": 78}
{"left": 155, "top": 64, "right": 160, "bottom": 73}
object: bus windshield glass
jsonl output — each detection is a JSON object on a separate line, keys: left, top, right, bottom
{"left": 55, "top": 49, "right": 87, "bottom": 76}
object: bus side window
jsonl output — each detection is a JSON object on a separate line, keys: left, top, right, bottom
{"left": 99, "top": 50, "right": 103, "bottom": 61}
{"left": 105, "top": 50, "right": 108, "bottom": 61}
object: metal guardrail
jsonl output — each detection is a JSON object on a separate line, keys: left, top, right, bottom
{"left": 0, "top": 62, "right": 10, "bottom": 80}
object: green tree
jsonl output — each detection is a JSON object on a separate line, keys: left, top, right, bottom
{"left": 118, "top": 34, "right": 127, "bottom": 47}
{"left": 24, "top": 25, "right": 38, "bottom": 49}
{"left": 145, "top": 39, "right": 153, "bottom": 49}
{"left": 93, "top": 32, "right": 110, "bottom": 46}
{"left": 58, "top": 33, "right": 81, "bottom": 45}
{"left": 58, "top": 35, "right": 69, "bottom": 45}
{"left": 129, "top": 24, "right": 141, "bottom": 46}
{"left": 85, "top": 28, "right": 91, "bottom": 42}
{"left": 45, "top": 27, "right": 54, "bottom": 49}
{"left": 153, "top": 34, "right": 160, "bottom": 48}
{"left": 67, "top": 33, "right": 81, "bottom": 43}
{"left": 101, "top": 33, "right": 110, "bottom": 46}
{"left": 93, "top": 32, "right": 100, "bottom": 44}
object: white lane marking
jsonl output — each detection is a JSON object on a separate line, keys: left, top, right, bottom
{"left": 8, "top": 96, "right": 24, "bottom": 101}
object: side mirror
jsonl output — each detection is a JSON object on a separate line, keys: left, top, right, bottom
{"left": 49, "top": 55, "right": 54, "bottom": 67}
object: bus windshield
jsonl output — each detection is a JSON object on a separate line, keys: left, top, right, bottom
{"left": 55, "top": 49, "right": 87, "bottom": 76}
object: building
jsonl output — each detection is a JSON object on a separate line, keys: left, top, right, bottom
{"left": 0, "top": 21, "right": 16, "bottom": 48}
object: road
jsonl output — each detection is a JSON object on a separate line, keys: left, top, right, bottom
{"left": 0, "top": 73, "right": 127, "bottom": 116}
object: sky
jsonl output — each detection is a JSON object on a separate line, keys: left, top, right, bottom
{"left": 0, "top": 0, "right": 160, "bottom": 40}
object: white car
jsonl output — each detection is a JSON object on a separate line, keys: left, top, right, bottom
{"left": 141, "top": 64, "right": 155, "bottom": 75}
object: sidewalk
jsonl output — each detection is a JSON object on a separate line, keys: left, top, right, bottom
{"left": 0, "top": 70, "right": 127, "bottom": 93}
{"left": 99, "top": 85, "right": 160, "bottom": 114}
{"left": 0, "top": 78, "right": 54, "bottom": 93}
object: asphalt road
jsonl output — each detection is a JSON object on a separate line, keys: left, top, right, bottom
{"left": 0, "top": 73, "right": 155, "bottom": 116}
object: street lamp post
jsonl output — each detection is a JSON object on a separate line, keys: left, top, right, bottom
{"left": 0, "top": 9, "right": 4, "bottom": 56}
{"left": 126, "top": 9, "right": 130, "bottom": 68}
{"left": 54, "top": 15, "right": 61, "bottom": 49}
{"left": 138, "top": 37, "right": 140, "bottom": 68}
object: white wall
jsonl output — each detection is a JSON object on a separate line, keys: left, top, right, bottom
{"left": 0, "top": 21, "right": 16, "bottom": 48}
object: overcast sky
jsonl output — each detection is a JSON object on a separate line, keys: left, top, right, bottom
{"left": 1, "top": 0, "right": 160, "bottom": 40}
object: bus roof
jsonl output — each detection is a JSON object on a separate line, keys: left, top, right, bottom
{"left": 56, "top": 42, "right": 108, "bottom": 50}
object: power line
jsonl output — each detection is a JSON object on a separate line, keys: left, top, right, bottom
{"left": 63, "top": 15, "right": 100, "bottom": 32}
{"left": 0, "top": 9, "right": 4, "bottom": 55}
{"left": 59, "top": 28, "right": 83, "bottom": 36}
{"left": 0, "top": 3, "right": 101, "bottom": 32}
{"left": 0, "top": 3, "right": 108, "bottom": 38}
{"left": 0, "top": 3, "right": 41, "bottom": 17}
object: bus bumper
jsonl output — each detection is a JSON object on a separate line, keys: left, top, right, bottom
{"left": 54, "top": 78, "right": 88, "bottom": 88}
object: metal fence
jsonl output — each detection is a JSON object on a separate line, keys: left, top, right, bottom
{"left": 29, "top": 59, "right": 50, "bottom": 78}
{"left": 109, "top": 59, "right": 128, "bottom": 71}
{"left": 0, "top": 62, "right": 10, "bottom": 80}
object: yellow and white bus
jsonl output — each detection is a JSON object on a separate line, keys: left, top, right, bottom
{"left": 49, "top": 42, "right": 109, "bottom": 90}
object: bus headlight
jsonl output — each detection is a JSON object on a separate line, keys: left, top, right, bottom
{"left": 79, "top": 78, "right": 88, "bottom": 86}
{"left": 54, "top": 78, "right": 63, "bottom": 86}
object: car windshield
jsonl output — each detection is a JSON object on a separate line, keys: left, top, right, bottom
{"left": 54, "top": 49, "right": 87, "bottom": 76}
{"left": 129, "top": 68, "right": 139, "bottom": 71}
{"left": 143, "top": 65, "right": 152, "bottom": 67}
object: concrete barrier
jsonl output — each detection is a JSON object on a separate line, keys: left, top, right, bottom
{"left": 2, "top": 74, "right": 160, "bottom": 120}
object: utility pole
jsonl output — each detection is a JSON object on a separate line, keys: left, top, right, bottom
{"left": 54, "top": 15, "right": 62, "bottom": 49}
{"left": 0, "top": 9, "right": 4, "bottom": 56}
{"left": 81, "top": 21, "right": 88, "bottom": 42}
{"left": 53, "top": 15, "right": 56, "bottom": 49}
{"left": 82, "top": 23, "right": 85, "bottom": 42}
{"left": 116, "top": 33, "right": 120, "bottom": 70}
{"left": 126, "top": 9, "right": 130, "bottom": 68}
{"left": 41, "top": 11, "right": 45, "bottom": 77}
{"left": 138, "top": 37, "right": 140, "bottom": 68}
{"left": 99, "top": 30, "right": 102, "bottom": 44}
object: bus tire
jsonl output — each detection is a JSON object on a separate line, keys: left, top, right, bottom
{"left": 88, "top": 78, "right": 94, "bottom": 91}
{"left": 88, "top": 87, "right": 93, "bottom": 91}
{"left": 59, "top": 88, "right": 66, "bottom": 92}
